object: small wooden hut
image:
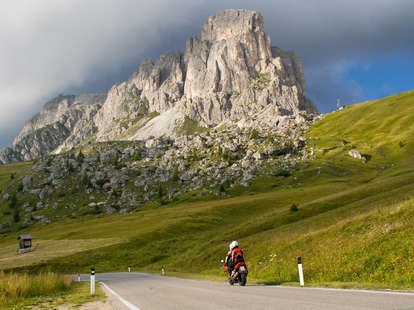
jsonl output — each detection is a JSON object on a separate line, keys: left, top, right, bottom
{"left": 17, "top": 234, "right": 34, "bottom": 254}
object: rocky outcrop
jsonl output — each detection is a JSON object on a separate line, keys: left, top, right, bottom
{"left": 0, "top": 116, "right": 315, "bottom": 226}
{"left": 94, "top": 9, "right": 316, "bottom": 141}
{"left": 0, "top": 94, "right": 106, "bottom": 164}
{"left": 0, "top": 122, "right": 71, "bottom": 164}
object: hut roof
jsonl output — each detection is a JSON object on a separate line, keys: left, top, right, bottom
{"left": 17, "top": 234, "right": 32, "bottom": 240}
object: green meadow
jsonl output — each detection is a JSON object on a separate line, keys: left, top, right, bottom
{"left": 1, "top": 90, "right": 414, "bottom": 289}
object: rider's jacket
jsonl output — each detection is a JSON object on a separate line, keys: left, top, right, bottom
{"left": 231, "top": 247, "right": 245, "bottom": 265}
{"left": 225, "top": 247, "right": 245, "bottom": 267}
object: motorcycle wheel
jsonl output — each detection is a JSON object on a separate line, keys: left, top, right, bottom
{"left": 228, "top": 278, "right": 234, "bottom": 285}
{"left": 240, "top": 273, "right": 247, "bottom": 286}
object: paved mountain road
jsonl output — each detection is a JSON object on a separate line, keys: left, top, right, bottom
{"left": 79, "top": 272, "right": 414, "bottom": 310}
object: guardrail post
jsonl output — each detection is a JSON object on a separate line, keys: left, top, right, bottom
{"left": 298, "top": 257, "right": 304, "bottom": 286}
{"left": 90, "top": 268, "right": 95, "bottom": 295}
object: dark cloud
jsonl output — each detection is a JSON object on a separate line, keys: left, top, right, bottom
{"left": 305, "top": 60, "right": 364, "bottom": 111}
{"left": 1, "top": 0, "right": 413, "bottom": 147}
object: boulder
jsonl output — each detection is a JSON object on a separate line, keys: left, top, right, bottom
{"left": 349, "top": 149, "right": 365, "bottom": 161}
{"left": 101, "top": 150, "right": 118, "bottom": 163}
{"left": 22, "top": 176, "right": 32, "bottom": 187}
{"left": 253, "top": 152, "right": 263, "bottom": 161}
{"left": 105, "top": 206, "right": 117, "bottom": 214}
{"left": 39, "top": 186, "right": 52, "bottom": 199}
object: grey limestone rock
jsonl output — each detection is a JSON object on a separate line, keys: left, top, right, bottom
{"left": 349, "top": 149, "right": 365, "bottom": 161}
{"left": 22, "top": 176, "right": 32, "bottom": 188}
{"left": 39, "top": 186, "right": 53, "bottom": 199}
{"left": 105, "top": 206, "right": 117, "bottom": 214}
{"left": 0, "top": 94, "right": 106, "bottom": 165}
{"left": 93, "top": 9, "right": 316, "bottom": 141}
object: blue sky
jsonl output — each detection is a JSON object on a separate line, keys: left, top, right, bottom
{"left": 342, "top": 55, "right": 414, "bottom": 105}
{"left": 1, "top": 0, "right": 414, "bottom": 149}
{"left": 304, "top": 54, "right": 414, "bottom": 114}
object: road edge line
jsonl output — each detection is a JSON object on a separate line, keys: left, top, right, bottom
{"left": 100, "top": 281, "right": 142, "bottom": 310}
{"left": 276, "top": 285, "right": 414, "bottom": 296}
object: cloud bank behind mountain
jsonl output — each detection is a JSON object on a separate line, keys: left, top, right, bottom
{"left": 1, "top": 0, "right": 413, "bottom": 149}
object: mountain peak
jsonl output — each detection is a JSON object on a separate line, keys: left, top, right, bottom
{"left": 201, "top": 9, "right": 264, "bottom": 42}
{"left": 0, "top": 9, "right": 317, "bottom": 165}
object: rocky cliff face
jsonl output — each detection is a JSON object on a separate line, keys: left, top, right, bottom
{"left": 94, "top": 9, "right": 316, "bottom": 141}
{"left": 0, "top": 9, "right": 316, "bottom": 165}
{"left": 0, "top": 94, "right": 106, "bottom": 165}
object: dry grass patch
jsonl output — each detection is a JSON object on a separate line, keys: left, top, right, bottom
{"left": 0, "top": 271, "right": 71, "bottom": 307}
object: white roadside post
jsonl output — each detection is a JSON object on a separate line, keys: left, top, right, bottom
{"left": 298, "top": 257, "right": 304, "bottom": 286}
{"left": 90, "top": 268, "right": 95, "bottom": 295}
{"left": 161, "top": 266, "right": 165, "bottom": 276}
{"left": 77, "top": 274, "right": 81, "bottom": 282}
{"left": 128, "top": 266, "right": 131, "bottom": 273}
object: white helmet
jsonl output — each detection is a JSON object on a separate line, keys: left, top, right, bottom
{"left": 229, "top": 240, "right": 239, "bottom": 251}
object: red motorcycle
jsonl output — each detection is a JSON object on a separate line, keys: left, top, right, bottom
{"left": 224, "top": 260, "right": 248, "bottom": 286}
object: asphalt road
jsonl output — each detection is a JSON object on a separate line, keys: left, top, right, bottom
{"left": 78, "top": 272, "right": 414, "bottom": 310}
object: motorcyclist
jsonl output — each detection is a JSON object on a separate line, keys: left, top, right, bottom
{"left": 225, "top": 240, "right": 245, "bottom": 277}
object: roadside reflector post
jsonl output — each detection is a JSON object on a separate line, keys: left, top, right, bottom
{"left": 161, "top": 266, "right": 165, "bottom": 276}
{"left": 298, "top": 257, "right": 304, "bottom": 286}
{"left": 90, "top": 268, "right": 95, "bottom": 295}
{"left": 128, "top": 266, "right": 131, "bottom": 273}
{"left": 77, "top": 274, "right": 80, "bottom": 282}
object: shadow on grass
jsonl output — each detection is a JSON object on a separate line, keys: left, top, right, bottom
{"left": 362, "top": 154, "right": 372, "bottom": 162}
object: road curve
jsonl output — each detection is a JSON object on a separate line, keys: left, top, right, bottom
{"left": 78, "top": 272, "right": 414, "bottom": 310}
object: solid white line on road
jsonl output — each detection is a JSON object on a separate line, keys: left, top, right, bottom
{"left": 100, "top": 281, "right": 142, "bottom": 310}
{"left": 276, "top": 285, "right": 414, "bottom": 296}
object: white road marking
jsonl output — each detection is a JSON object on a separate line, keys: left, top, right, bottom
{"left": 100, "top": 281, "right": 142, "bottom": 310}
{"left": 276, "top": 285, "right": 414, "bottom": 296}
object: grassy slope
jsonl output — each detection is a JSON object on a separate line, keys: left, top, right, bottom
{"left": 0, "top": 161, "right": 32, "bottom": 190}
{"left": 1, "top": 91, "right": 414, "bottom": 288}
{"left": 0, "top": 161, "right": 32, "bottom": 227}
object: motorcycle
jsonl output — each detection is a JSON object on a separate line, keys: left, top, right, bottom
{"left": 222, "top": 260, "right": 248, "bottom": 286}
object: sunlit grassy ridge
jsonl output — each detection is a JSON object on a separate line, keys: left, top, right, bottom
{"left": 308, "top": 90, "right": 414, "bottom": 164}
{"left": 1, "top": 91, "right": 414, "bottom": 288}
